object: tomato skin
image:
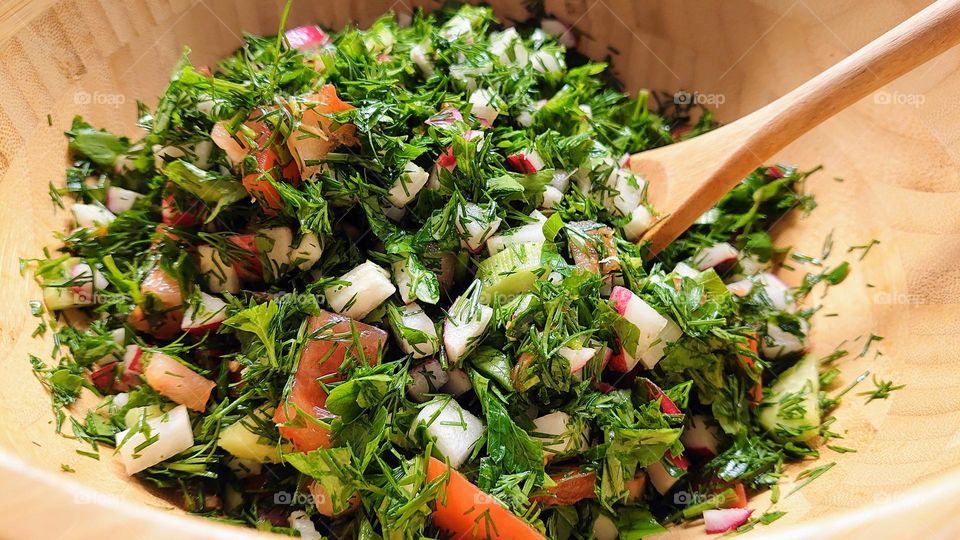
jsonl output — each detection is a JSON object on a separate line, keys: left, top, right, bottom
{"left": 737, "top": 331, "right": 763, "bottom": 405}
{"left": 531, "top": 469, "right": 597, "bottom": 506}
{"left": 426, "top": 457, "right": 547, "bottom": 540}
{"left": 242, "top": 149, "right": 283, "bottom": 213}
{"left": 275, "top": 311, "right": 387, "bottom": 451}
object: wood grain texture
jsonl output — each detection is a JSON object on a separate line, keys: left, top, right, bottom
{"left": 0, "top": 0, "right": 958, "bottom": 538}
{"left": 632, "top": 0, "right": 960, "bottom": 253}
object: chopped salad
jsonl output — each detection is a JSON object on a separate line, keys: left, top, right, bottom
{"left": 26, "top": 4, "right": 881, "bottom": 539}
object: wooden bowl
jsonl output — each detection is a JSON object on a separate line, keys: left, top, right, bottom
{"left": 2, "top": 0, "right": 959, "bottom": 537}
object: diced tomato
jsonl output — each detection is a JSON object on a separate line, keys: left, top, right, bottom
{"left": 426, "top": 457, "right": 547, "bottom": 540}
{"left": 242, "top": 149, "right": 283, "bottom": 214}
{"left": 143, "top": 352, "right": 216, "bottom": 411}
{"left": 128, "top": 306, "right": 183, "bottom": 340}
{"left": 532, "top": 469, "right": 596, "bottom": 506}
{"left": 227, "top": 234, "right": 263, "bottom": 283}
{"left": 722, "top": 482, "right": 748, "bottom": 509}
{"left": 766, "top": 165, "right": 784, "bottom": 179}
{"left": 161, "top": 194, "right": 203, "bottom": 227}
{"left": 275, "top": 311, "right": 387, "bottom": 451}
{"left": 737, "top": 332, "right": 763, "bottom": 405}
{"left": 141, "top": 265, "right": 184, "bottom": 308}
{"left": 286, "top": 85, "right": 358, "bottom": 179}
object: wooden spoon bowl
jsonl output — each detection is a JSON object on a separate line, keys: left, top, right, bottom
{"left": 1, "top": 1, "right": 959, "bottom": 538}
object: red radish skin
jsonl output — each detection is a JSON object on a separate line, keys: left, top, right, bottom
{"left": 284, "top": 25, "right": 331, "bottom": 50}
{"left": 181, "top": 293, "right": 229, "bottom": 334}
{"left": 424, "top": 107, "right": 463, "bottom": 127}
{"left": 665, "top": 451, "right": 690, "bottom": 471}
{"left": 161, "top": 194, "right": 201, "bottom": 227}
{"left": 143, "top": 352, "right": 216, "bottom": 412}
{"left": 640, "top": 378, "right": 682, "bottom": 414}
{"left": 506, "top": 152, "right": 541, "bottom": 174}
{"left": 227, "top": 234, "right": 264, "bottom": 282}
{"left": 124, "top": 345, "right": 143, "bottom": 374}
{"left": 703, "top": 508, "right": 753, "bottom": 534}
{"left": 275, "top": 311, "right": 386, "bottom": 451}
{"left": 436, "top": 147, "right": 456, "bottom": 171}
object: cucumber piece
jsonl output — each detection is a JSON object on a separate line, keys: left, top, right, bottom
{"left": 759, "top": 355, "right": 821, "bottom": 442}
{"left": 477, "top": 242, "right": 545, "bottom": 303}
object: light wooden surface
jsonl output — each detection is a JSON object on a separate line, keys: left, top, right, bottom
{"left": 632, "top": 0, "right": 960, "bottom": 253}
{"left": 0, "top": 0, "right": 959, "bottom": 538}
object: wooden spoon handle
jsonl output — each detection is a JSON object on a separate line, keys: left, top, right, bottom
{"left": 638, "top": 0, "right": 960, "bottom": 254}
{"left": 736, "top": 0, "right": 960, "bottom": 159}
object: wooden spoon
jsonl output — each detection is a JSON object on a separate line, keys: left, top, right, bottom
{"left": 631, "top": 0, "right": 960, "bottom": 254}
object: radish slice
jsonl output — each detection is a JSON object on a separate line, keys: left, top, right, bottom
{"left": 726, "top": 278, "right": 753, "bottom": 297}
{"left": 387, "top": 161, "right": 430, "bottom": 207}
{"left": 259, "top": 226, "right": 293, "bottom": 281}
{"left": 704, "top": 508, "right": 754, "bottom": 534}
{"left": 288, "top": 232, "right": 323, "bottom": 271}
{"left": 623, "top": 206, "right": 654, "bottom": 241}
{"left": 392, "top": 302, "right": 440, "bottom": 358}
{"left": 693, "top": 242, "right": 739, "bottom": 271}
{"left": 72, "top": 203, "right": 116, "bottom": 228}
{"left": 530, "top": 50, "right": 562, "bottom": 75}
{"left": 411, "top": 398, "right": 484, "bottom": 469}
{"left": 123, "top": 345, "right": 143, "bottom": 374}
{"left": 443, "top": 290, "right": 493, "bottom": 365}
{"left": 640, "top": 317, "right": 682, "bottom": 369}
{"left": 456, "top": 202, "right": 502, "bottom": 253}
{"left": 541, "top": 185, "right": 563, "bottom": 210}
{"left": 284, "top": 25, "right": 331, "bottom": 50}
{"left": 673, "top": 262, "right": 700, "bottom": 278}
{"left": 681, "top": 414, "right": 722, "bottom": 457}
{"left": 468, "top": 88, "right": 500, "bottom": 125}
{"left": 288, "top": 511, "right": 322, "bottom": 540}
{"left": 489, "top": 28, "right": 529, "bottom": 67}
{"left": 197, "top": 245, "right": 241, "bottom": 294}
{"left": 592, "top": 515, "right": 618, "bottom": 540}
{"left": 425, "top": 107, "right": 462, "bottom": 127}
{"left": 69, "top": 262, "right": 107, "bottom": 304}
{"left": 410, "top": 44, "right": 434, "bottom": 76}
{"left": 407, "top": 358, "right": 449, "bottom": 402}
{"left": 761, "top": 320, "right": 808, "bottom": 358}
{"left": 608, "top": 286, "right": 668, "bottom": 372}
{"left": 325, "top": 260, "right": 397, "bottom": 319}
{"left": 646, "top": 460, "right": 681, "bottom": 495}
{"left": 441, "top": 368, "right": 473, "bottom": 396}
{"left": 756, "top": 272, "right": 794, "bottom": 312}
{"left": 506, "top": 150, "right": 544, "bottom": 174}
{"left": 558, "top": 346, "right": 595, "bottom": 373}
{"left": 532, "top": 411, "right": 585, "bottom": 456}
{"left": 105, "top": 187, "right": 142, "bottom": 214}
{"left": 640, "top": 378, "right": 682, "bottom": 414}
{"left": 181, "top": 292, "right": 228, "bottom": 334}
{"left": 115, "top": 405, "right": 194, "bottom": 475}
{"left": 540, "top": 19, "right": 577, "bottom": 48}
{"left": 599, "top": 167, "right": 645, "bottom": 216}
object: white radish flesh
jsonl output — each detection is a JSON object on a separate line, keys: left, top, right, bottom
{"left": 407, "top": 358, "right": 449, "bottom": 402}
{"left": 681, "top": 415, "right": 722, "bottom": 456}
{"left": 673, "top": 262, "right": 700, "bottom": 278}
{"left": 558, "top": 346, "right": 595, "bottom": 373}
{"left": 646, "top": 460, "right": 680, "bottom": 495}
{"left": 469, "top": 88, "right": 500, "bottom": 125}
{"left": 443, "top": 296, "right": 493, "bottom": 365}
{"left": 761, "top": 320, "right": 808, "bottom": 358}
{"left": 410, "top": 44, "right": 434, "bottom": 76}
{"left": 259, "top": 227, "right": 293, "bottom": 280}
{"left": 412, "top": 398, "right": 484, "bottom": 469}
{"left": 486, "top": 221, "right": 545, "bottom": 256}
{"left": 532, "top": 411, "right": 582, "bottom": 456}
{"left": 181, "top": 292, "right": 228, "bottom": 333}
{"left": 704, "top": 508, "right": 754, "bottom": 534}
{"left": 693, "top": 242, "right": 739, "bottom": 271}
{"left": 456, "top": 203, "right": 502, "bottom": 253}
{"left": 325, "top": 260, "right": 397, "bottom": 319}
{"left": 393, "top": 302, "right": 440, "bottom": 359}
{"left": 387, "top": 162, "right": 430, "bottom": 207}
{"left": 756, "top": 272, "right": 794, "bottom": 312}
{"left": 105, "top": 187, "right": 142, "bottom": 214}
{"left": 288, "top": 232, "right": 323, "bottom": 271}
{"left": 197, "top": 245, "right": 240, "bottom": 294}
{"left": 72, "top": 203, "right": 116, "bottom": 228}
{"left": 623, "top": 206, "right": 654, "bottom": 241}
{"left": 592, "top": 514, "right": 618, "bottom": 540}
{"left": 115, "top": 405, "right": 194, "bottom": 475}
{"left": 441, "top": 368, "right": 472, "bottom": 396}
{"left": 608, "top": 286, "right": 668, "bottom": 371}
{"left": 640, "top": 317, "right": 682, "bottom": 369}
